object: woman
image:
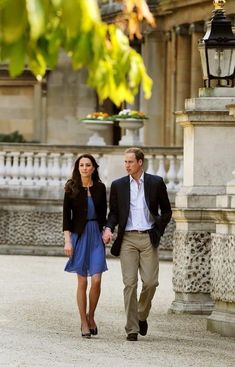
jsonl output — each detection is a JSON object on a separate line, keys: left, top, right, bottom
{"left": 63, "top": 154, "right": 108, "bottom": 338}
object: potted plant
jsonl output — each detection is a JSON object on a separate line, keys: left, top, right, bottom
{"left": 112, "top": 109, "right": 148, "bottom": 145}
{"left": 81, "top": 112, "right": 114, "bottom": 146}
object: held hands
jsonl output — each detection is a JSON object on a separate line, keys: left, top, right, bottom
{"left": 64, "top": 242, "right": 73, "bottom": 257}
{"left": 102, "top": 228, "right": 113, "bottom": 244}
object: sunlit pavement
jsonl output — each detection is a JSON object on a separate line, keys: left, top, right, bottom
{"left": 0, "top": 255, "right": 234, "bottom": 367}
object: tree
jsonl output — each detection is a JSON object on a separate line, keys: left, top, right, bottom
{"left": 0, "top": 0, "right": 155, "bottom": 106}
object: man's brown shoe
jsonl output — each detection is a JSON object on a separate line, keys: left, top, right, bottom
{"left": 139, "top": 320, "right": 148, "bottom": 336}
{"left": 126, "top": 333, "right": 138, "bottom": 341}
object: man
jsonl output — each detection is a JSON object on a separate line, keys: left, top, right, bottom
{"left": 103, "top": 147, "right": 172, "bottom": 341}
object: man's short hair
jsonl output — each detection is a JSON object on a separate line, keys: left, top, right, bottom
{"left": 125, "top": 147, "right": 144, "bottom": 162}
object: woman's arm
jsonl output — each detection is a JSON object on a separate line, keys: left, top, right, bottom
{"left": 63, "top": 192, "right": 73, "bottom": 256}
{"left": 63, "top": 230, "right": 73, "bottom": 257}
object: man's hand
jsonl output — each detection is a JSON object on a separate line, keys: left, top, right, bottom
{"left": 102, "top": 228, "right": 113, "bottom": 244}
{"left": 64, "top": 242, "right": 73, "bottom": 257}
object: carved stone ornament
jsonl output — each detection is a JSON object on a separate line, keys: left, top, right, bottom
{"left": 172, "top": 230, "right": 212, "bottom": 293}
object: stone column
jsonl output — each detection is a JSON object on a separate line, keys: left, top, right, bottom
{"left": 33, "top": 76, "right": 48, "bottom": 143}
{"left": 170, "top": 88, "right": 235, "bottom": 314}
{"left": 189, "top": 22, "right": 204, "bottom": 98}
{"left": 164, "top": 30, "right": 175, "bottom": 146}
{"left": 175, "top": 25, "right": 191, "bottom": 146}
{"left": 207, "top": 170, "right": 235, "bottom": 336}
{"left": 141, "top": 29, "right": 166, "bottom": 145}
{"left": 207, "top": 105, "right": 235, "bottom": 336}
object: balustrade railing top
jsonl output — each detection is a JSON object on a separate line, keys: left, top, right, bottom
{"left": 0, "top": 143, "right": 183, "bottom": 193}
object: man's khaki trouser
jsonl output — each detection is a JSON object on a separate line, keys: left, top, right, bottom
{"left": 120, "top": 231, "right": 159, "bottom": 335}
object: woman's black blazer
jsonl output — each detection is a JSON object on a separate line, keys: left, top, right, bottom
{"left": 63, "top": 181, "right": 107, "bottom": 238}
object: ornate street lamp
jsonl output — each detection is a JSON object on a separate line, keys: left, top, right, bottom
{"left": 198, "top": 0, "right": 235, "bottom": 87}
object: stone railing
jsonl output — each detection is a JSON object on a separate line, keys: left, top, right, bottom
{"left": 0, "top": 143, "right": 183, "bottom": 257}
{"left": 0, "top": 143, "right": 183, "bottom": 193}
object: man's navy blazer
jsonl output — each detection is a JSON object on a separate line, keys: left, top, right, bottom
{"left": 106, "top": 172, "right": 172, "bottom": 256}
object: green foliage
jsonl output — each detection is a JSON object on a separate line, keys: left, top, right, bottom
{"left": 0, "top": 131, "right": 26, "bottom": 142}
{"left": 0, "top": 0, "right": 152, "bottom": 105}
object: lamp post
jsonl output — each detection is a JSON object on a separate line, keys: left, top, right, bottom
{"left": 198, "top": 0, "right": 235, "bottom": 87}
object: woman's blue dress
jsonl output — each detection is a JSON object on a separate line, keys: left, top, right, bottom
{"left": 64, "top": 196, "right": 108, "bottom": 276}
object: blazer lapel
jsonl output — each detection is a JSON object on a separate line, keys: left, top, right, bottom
{"left": 122, "top": 175, "right": 130, "bottom": 207}
{"left": 120, "top": 176, "right": 130, "bottom": 224}
{"left": 144, "top": 172, "right": 151, "bottom": 209}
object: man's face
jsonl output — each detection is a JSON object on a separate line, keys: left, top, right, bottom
{"left": 124, "top": 153, "right": 143, "bottom": 176}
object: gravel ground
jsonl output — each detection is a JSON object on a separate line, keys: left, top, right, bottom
{"left": 0, "top": 255, "right": 234, "bottom": 367}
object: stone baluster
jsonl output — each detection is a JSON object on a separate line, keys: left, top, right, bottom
{"left": 0, "top": 152, "right": 6, "bottom": 185}
{"left": 37, "top": 152, "right": 48, "bottom": 186}
{"left": 146, "top": 155, "right": 155, "bottom": 174}
{"left": 166, "top": 155, "right": 177, "bottom": 191}
{"left": 33, "top": 154, "right": 41, "bottom": 186}
{"left": 48, "top": 153, "right": 61, "bottom": 186}
{"left": 19, "top": 152, "right": 26, "bottom": 185}
{"left": 8, "top": 152, "right": 20, "bottom": 186}
{"left": 156, "top": 155, "right": 167, "bottom": 181}
{"left": 176, "top": 155, "right": 184, "bottom": 189}
{"left": 47, "top": 154, "right": 54, "bottom": 186}
{"left": 5, "top": 153, "right": 12, "bottom": 185}
{"left": 61, "top": 153, "right": 74, "bottom": 186}
{"left": 24, "top": 153, "right": 34, "bottom": 186}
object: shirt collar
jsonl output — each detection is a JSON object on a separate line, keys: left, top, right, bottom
{"left": 129, "top": 171, "right": 144, "bottom": 183}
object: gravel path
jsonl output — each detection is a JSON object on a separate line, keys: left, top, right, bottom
{"left": 0, "top": 255, "right": 234, "bottom": 367}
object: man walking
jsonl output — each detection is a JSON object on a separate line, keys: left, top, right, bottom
{"left": 103, "top": 147, "right": 172, "bottom": 341}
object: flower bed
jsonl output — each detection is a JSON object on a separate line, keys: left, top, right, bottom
{"left": 81, "top": 112, "right": 113, "bottom": 121}
{"left": 113, "top": 109, "right": 148, "bottom": 120}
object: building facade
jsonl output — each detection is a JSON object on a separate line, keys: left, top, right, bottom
{"left": 0, "top": 0, "right": 234, "bottom": 146}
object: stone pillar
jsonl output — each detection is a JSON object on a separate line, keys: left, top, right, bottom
{"left": 164, "top": 30, "right": 176, "bottom": 146}
{"left": 170, "top": 88, "right": 235, "bottom": 314}
{"left": 33, "top": 76, "right": 48, "bottom": 143}
{"left": 207, "top": 170, "right": 235, "bottom": 336}
{"left": 141, "top": 30, "right": 166, "bottom": 145}
{"left": 175, "top": 25, "right": 191, "bottom": 146}
{"left": 189, "top": 22, "right": 204, "bottom": 98}
{"left": 46, "top": 52, "right": 98, "bottom": 145}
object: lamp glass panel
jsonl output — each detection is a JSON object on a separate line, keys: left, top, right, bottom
{"left": 207, "top": 48, "right": 235, "bottom": 77}
{"left": 198, "top": 45, "right": 208, "bottom": 78}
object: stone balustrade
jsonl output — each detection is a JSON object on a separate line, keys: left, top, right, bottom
{"left": 0, "top": 144, "right": 183, "bottom": 192}
{"left": 0, "top": 143, "right": 182, "bottom": 257}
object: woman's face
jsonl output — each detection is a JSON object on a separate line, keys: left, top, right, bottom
{"left": 78, "top": 157, "right": 95, "bottom": 180}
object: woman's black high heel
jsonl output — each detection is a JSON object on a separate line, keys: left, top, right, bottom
{"left": 81, "top": 327, "right": 91, "bottom": 339}
{"left": 89, "top": 327, "right": 98, "bottom": 335}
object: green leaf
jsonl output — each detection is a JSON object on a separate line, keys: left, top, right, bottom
{"left": 8, "top": 38, "right": 26, "bottom": 76}
{"left": 26, "top": 0, "right": 45, "bottom": 40}
{"left": 1, "top": 0, "right": 27, "bottom": 43}
{"left": 62, "top": 0, "right": 82, "bottom": 38}
{"left": 81, "top": 0, "right": 100, "bottom": 23}
{"left": 28, "top": 45, "right": 47, "bottom": 79}
{"left": 71, "top": 31, "right": 93, "bottom": 69}
{"left": 0, "top": 0, "right": 153, "bottom": 105}
{"left": 51, "top": 0, "right": 62, "bottom": 7}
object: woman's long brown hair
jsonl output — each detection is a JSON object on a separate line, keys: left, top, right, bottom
{"left": 64, "top": 154, "right": 101, "bottom": 195}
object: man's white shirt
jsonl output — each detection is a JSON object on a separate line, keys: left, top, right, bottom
{"left": 125, "top": 172, "right": 154, "bottom": 231}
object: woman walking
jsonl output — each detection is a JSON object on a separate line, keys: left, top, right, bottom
{"left": 63, "top": 154, "right": 107, "bottom": 338}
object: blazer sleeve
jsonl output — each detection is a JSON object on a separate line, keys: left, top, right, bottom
{"left": 100, "top": 183, "right": 107, "bottom": 228}
{"left": 155, "top": 178, "right": 172, "bottom": 235}
{"left": 63, "top": 191, "right": 72, "bottom": 231}
{"left": 106, "top": 181, "right": 119, "bottom": 232}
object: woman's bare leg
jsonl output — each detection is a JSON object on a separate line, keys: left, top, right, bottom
{"left": 88, "top": 273, "right": 102, "bottom": 329}
{"left": 77, "top": 274, "right": 90, "bottom": 334}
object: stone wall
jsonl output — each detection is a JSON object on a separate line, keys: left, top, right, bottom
{"left": 0, "top": 186, "right": 175, "bottom": 258}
